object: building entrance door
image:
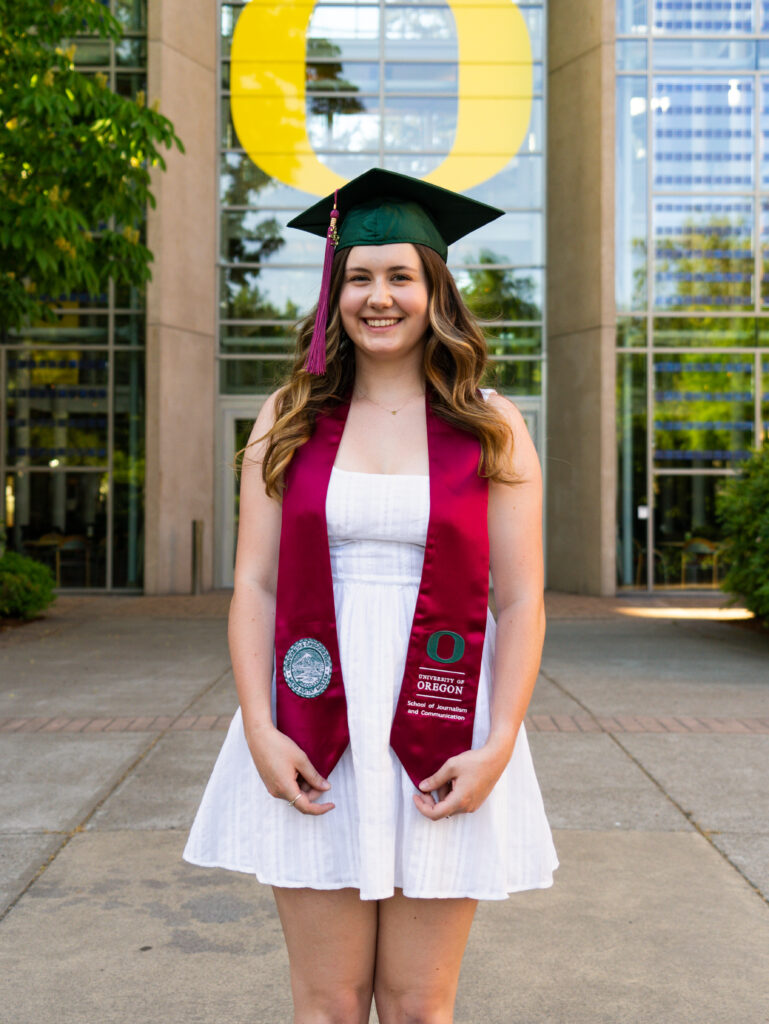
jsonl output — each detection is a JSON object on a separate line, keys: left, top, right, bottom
{"left": 216, "top": 398, "right": 263, "bottom": 588}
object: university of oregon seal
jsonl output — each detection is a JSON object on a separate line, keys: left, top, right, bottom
{"left": 283, "top": 637, "right": 333, "bottom": 698}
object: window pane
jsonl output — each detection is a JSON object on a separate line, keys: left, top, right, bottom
{"left": 617, "top": 0, "right": 649, "bottom": 33}
{"left": 652, "top": 0, "right": 754, "bottom": 34}
{"left": 617, "top": 352, "right": 648, "bottom": 587}
{"left": 113, "top": 351, "right": 145, "bottom": 589}
{"left": 307, "top": 60, "right": 380, "bottom": 93}
{"left": 484, "top": 326, "right": 542, "bottom": 356}
{"left": 616, "top": 40, "right": 647, "bottom": 71}
{"left": 653, "top": 317, "right": 762, "bottom": 347}
{"left": 653, "top": 354, "right": 755, "bottom": 468}
{"left": 220, "top": 154, "right": 318, "bottom": 208}
{"left": 5, "top": 470, "right": 108, "bottom": 588}
{"left": 220, "top": 325, "right": 297, "bottom": 357}
{"left": 115, "top": 0, "right": 147, "bottom": 32}
{"left": 220, "top": 267, "right": 322, "bottom": 319}
{"left": 653, "top": 198, "right": 753, "bottom": 311}
{"left": 454, "top": 266, "right": 543, "bottom": 321}
{"left": 449, "top": 212, "right": 543, "bottom": 267}
{"left": 384, "top": 6, "right": 457, "bottom": 61}
{"left": 219, "top": 359, "right": 292, "bottom": 394}
{"left": 308, "top": 4, "right": 381, "bottom": 61}
{"left": 384, "top": 61, "right": 457, "bottom": 93}
{"left": 654, "top": 475, "right": 728, "bottom": 589}
{"left": 220, "top": 210, "right": 324, "bottom": 264}
{"left": 617, "top": 317, "right": 647, "bottom": 348}
{"left": 653, "top": 77, "right": 754, "bottom": 192}
{"left": 6, "top": 350, "right": 109, "bottom": 468}
{"left": 483, "top": 359, "right": 542, "bottom": 394}
{"left": 616, "top": 77, "right": 647, "bottom": 311}
{"left": 653, "top": 39, "right": 757, "bottom": 72}
{"left": 8, "top": 315, "right": 109, "bottom": 348}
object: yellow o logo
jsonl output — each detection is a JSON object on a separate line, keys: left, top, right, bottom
{"left": 230, "top": 0, "right": 533, "bottom": 196}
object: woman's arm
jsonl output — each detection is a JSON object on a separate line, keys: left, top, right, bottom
{"left": 229, "top": 391, "right": 334, "bottom": 815}
{"left": 414, "top": 395, "right": 545, "bottom": 819}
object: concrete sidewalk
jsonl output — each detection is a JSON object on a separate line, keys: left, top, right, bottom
{"left": 0, "top": 591, "right": 767, "bottom": 1023}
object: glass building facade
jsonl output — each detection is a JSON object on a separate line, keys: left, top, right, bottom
{"left": 216, "top": 0, "right": 546, "bottom": 584}
{"left": 616, "top": 0, "right": 769, "bottom": 589}
{"left": 1, "top": 0, "right": 147, "bottom": 590}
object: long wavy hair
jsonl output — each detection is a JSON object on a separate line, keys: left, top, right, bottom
{"left": 242, "top": 243, "right": 518, "bottom": 498}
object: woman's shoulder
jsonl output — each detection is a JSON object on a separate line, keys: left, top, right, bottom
{"left": 479, "top": 387, "right": 526, "bottom": 430}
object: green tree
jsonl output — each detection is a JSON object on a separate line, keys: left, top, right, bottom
{"left": 0, "top": 0, "right": 184, "bottom": 334}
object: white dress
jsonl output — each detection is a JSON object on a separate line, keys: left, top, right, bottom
{"left": 183, "top": 450, "right": 559, "bottom": 901}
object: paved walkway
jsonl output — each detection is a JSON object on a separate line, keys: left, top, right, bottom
{"left": 0, "top": 591, "right": 767, "bottom": 1023}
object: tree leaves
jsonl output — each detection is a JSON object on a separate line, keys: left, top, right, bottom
{"left": 0, "top": 0, "right": 184, "bottom": 332}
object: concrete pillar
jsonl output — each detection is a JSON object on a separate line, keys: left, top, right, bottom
{"left": 546, "top": 0, "right": 616, "bottom": 595}
{"left": 145, "top": 0, "right": 216, "bottom": 593}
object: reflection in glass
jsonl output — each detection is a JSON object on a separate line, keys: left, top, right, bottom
{"left": 654, "top": 474, "right": 728, "bottom": 588}
{"left": 616, "top": 40, "right": 647, "bottom": 71}
{"left": 113, "top": 351, "right": 145, "bottom": 589}
{"left": 454, "top": 261, "right": 542, "bottom": 321}
{"left": 114, "top": 0, "right": 147, "bottom": 32}
{"left": 115, "top": 73, "right": 147, "bottom": 100}
{"left": 220, "top": 359, "right": 293, "bottom": 395}
{"left": 8, "top": 315, "right": 109, "bottom": 348}
{"left": 307, "top": 60, "right": 379, "bottom": 93}
{"left": 616, "top": 77, "right": 647, "bottom": 311}
{"left": 220, "top": 325, "right": 297, "bottom": 357}
{"left": 484, "top": 326, "right": 541, "bottom": 357}
{"left": 72, "top": 38, "right": 111, "bottom": 65}
{"left": 617, "top": 0, "right": 649, "bottom": 34}
{"left": 308, "top": 5, "right": 380, "bottom": 61}
{"left": 384, "top": 62, "right": 457, "bottom": 93}
{"left": 617, "top": 317, "right": 647, "bottom": 348}
{"left": 464, "top": 155, "right": 543, "bottom": 208}
{"left": 221, "top": 267, "right": 323, "bottom": 320}
{"left": 115, "top": 37, "right": 146, "bottom": 66}
{"left": 653, "top": 198, "right": 753, "bottom": 311}
{"left": 483, "top": 360, "right": 542, "bottom": 395}
{"left": 449, "top": 213, "right": 543, "bottom": 267}
{"left": 652, "top": 77, "right": 753, "bottom": 191}
{"left": 384, "top": 5, "right": 457, "bottom": 61}
{"left": 5, "top": 470, "right": 108, "bottom": 588}
{"left": 652, "top": 0, "right": 754, "bottom": 34}
{"left": 653, "top": 317, "right": 761, "bottom": 347}
{"left": 6, "top": 350, "right": 109, "bottom": 468}
{"left": 653, "top": 354, "right": 754, "bottom": 468}
{"left": 383, "top": 97, "right": 458, "bottom": 151}
{"left": 221, "top": 210, "right": 316, "bottom": 265}
{"left": 653, "top": 39, "right": 756, "bottom": 71}
{"left": 617, "top": 353, "right": 647, "bottom": 587}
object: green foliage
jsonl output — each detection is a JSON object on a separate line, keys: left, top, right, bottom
{"left": 0, "top": 550, "right": 56, "bottom": 620}
{"left": 0, "top": 0, "right": 184, "bottom": 332}
{"left": 715, "top": 441, "right": 769, "bottom": 624}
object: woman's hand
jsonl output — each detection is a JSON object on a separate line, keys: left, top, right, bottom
{"left": 244, "top": 720, "right": 335, "bottom": 815}
{"left": 412, "top": 741, "right": 513, "bottom": 821}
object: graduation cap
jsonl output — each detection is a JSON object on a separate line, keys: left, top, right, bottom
{"left": 287, "top": 168, "right": 504, "bottom": 374}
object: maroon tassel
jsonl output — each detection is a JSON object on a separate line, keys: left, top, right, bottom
{"left": 304, "top": 190, "right": 340, "bottom": 375}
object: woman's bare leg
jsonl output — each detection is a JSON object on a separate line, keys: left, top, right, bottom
{"left": 272, "top": 886, "right": 378, "bottom": 1024}
{"left": 373, "top": 889, "right": 478, "bottom": 1024}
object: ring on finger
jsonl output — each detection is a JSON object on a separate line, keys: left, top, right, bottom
{"left": 288, "top": 793, "right": 302, "bottom": 808}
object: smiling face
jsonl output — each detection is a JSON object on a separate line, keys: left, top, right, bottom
{"left": 338, "top": 243, "right": 431, "bottom": 362}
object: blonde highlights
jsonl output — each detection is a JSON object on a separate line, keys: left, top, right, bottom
{"left": 242, "top": 244, "right": 517, "bottom": 498}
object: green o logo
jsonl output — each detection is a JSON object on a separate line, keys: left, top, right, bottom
{"left": 426, "top": 630, "right": 465, "bottom": 664}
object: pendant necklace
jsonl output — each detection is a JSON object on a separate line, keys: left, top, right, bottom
{"left": 354, "top": 387, "right": 425, "bottom": 416}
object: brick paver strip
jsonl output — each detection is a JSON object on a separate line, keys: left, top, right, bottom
{"left": 573, "top": 715, "right": 602, "bottom": 732}
{"left": 530, "top": 714, "right": 558, "bottom": 732}
{"left": 676, "top": 716, "right": 713, "bottom": 733}
{"left": 188, "top": 715, "right": 219, "bottom": 730}
{"left": 615, "top": 715, "right": 646, "bottom": 732}
{"left": 104, "top": 717, "right": 135, "bottom": 732}
{"left": 170, "top": 716, "right": 198, "bottom": 730}
{"left": 16, "top": 717, "right": 53, "bottom": 733}
{"left": 3, "top": 713, "right": 768, "bottom": 735}
{"left": 39, "top": 717, "right": 70, "bottom": 732}
{"left": 126, "top": 716, "right": 157, "bottom": 731}
{"left": 84, "top": 718, "right": 114, "bottom": 732}
{"left": 552, "top": 714, "right": 580, "bottom": 732}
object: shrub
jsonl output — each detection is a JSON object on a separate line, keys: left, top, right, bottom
{"left": 715, "top": 441, "right": 769, "bottom": 625}
{"left": 0, "top": 551, "right": 56, "bottom": 620}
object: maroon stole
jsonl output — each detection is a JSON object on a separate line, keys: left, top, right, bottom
{"left": 274, "top": 390, "right": 490, "bottom": 790}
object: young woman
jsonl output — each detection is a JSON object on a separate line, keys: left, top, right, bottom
{"left": 184, "top": 169, "right": 558, "bottom": 1024}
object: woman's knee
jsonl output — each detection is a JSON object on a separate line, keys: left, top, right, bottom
{"left": 292, "top": 979, "right": 372, "bottom": 1024}
{"left": 374, "top": 987, "right": 453, "bottom": 1024}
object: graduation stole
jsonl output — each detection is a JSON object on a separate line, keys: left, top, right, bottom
{"left": 274, "top": 390, "right": 490, "bottom": 790}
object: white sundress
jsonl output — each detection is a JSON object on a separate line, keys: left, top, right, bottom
{"left": 183, "top": 442, "right": 559, "bottom": 901}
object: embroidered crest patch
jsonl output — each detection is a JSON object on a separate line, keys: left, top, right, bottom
{"left": 283, "top": 638, "right": 333, "bottom": 698}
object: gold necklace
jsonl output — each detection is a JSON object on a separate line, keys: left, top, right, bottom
{"left": 354, "top": 387, "right": 425, "bottom": 416}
